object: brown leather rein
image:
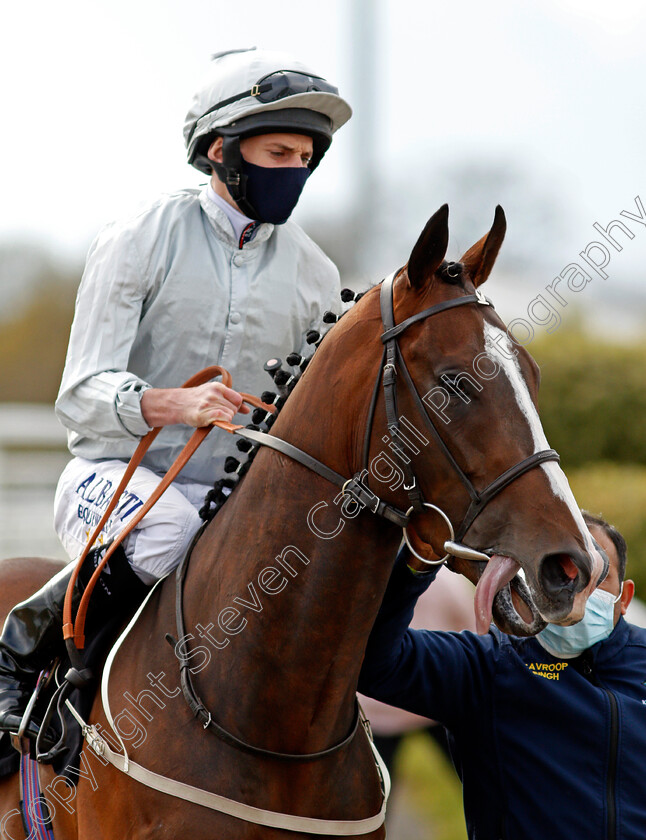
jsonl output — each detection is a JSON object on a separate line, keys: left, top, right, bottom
{"left": 62, "top": 365, "right": 274, "bottom": 650}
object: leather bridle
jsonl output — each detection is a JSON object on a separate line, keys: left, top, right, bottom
{"left": 235, "top": 269, "right": 560, "bottom": 568}
{"left": 374, "top": 269, "right": 560, "bottom": 563}
{"left": 175, "top": 268, "right": 562, "bottom": 763}
{"left": 50, "top": 270, "right": 606, "bottom": 835}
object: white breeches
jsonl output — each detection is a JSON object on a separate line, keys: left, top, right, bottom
{"left": 54, "top": 457, "right": 211, "bottom": 585}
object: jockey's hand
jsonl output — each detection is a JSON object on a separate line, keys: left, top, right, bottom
{"left": 141, "top": 383, "right": 251, "bottom": 428}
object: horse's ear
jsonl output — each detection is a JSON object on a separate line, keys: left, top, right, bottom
{"left": 407, "top": 204, "right": 450, "bottom": 288}
{"left": 459, "top": 205, "right": 506, "bottom": 287}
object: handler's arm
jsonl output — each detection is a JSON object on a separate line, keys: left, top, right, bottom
{"left": 358, "top": 551, "right": 495, "bottom": 728}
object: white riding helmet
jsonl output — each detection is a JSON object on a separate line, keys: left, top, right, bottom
{"left": 184, "top": 47, "right": 352, "bottom": 176}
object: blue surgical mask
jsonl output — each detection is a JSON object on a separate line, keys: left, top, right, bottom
{"left": 239, "top": 159, "right": 311, "bottom": 224}
{"left": 536, "top": 585, "right": 622, "bottom": 659}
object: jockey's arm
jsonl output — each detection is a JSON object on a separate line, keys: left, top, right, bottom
{"left": 56, "top": 224, "right": 247, "bottom": 441}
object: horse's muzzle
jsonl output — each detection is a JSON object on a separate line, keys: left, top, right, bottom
{"left": 535, "top": 547, "right": 599, "bottom": 624}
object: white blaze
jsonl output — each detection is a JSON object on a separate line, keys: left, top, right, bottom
{"left": 483, "top": 324, "right": 596, "bottom": 555}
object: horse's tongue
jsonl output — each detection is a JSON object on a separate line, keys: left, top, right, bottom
{"left": 474, "top": 555, "right": 521, "bottom": 635}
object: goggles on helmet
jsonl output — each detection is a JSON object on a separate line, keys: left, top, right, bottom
{"left": 219, "top": 69, "right": 338, "bottom": 106}
{"left": 187, "top": 70, "right": 339, "bottom": 145}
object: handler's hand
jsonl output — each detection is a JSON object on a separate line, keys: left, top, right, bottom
{"left": 141, "top": 383, "right": 251, "bottom": 428}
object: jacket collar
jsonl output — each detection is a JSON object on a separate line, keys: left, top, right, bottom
{"left": 199, "top": 186, "right": 274, "bottom": 249}
{"left": 587, "top": 616, "right": 631, "bottom": 665}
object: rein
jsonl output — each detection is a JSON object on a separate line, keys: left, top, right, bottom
{"left": 171, "top": 270, "right": 560, "bottom": 766}
{"left": 62, "top": 365, "right": 275, "bottom": 653}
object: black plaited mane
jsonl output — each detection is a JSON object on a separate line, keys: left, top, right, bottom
{"left": 199, "top": 261, "right": 469, "bottom": 522}
{"left": 198, "top": 287, "right": 364, "bottom": 522}
{"left": 437, "top": 260, "right": 465, "bottom": 285}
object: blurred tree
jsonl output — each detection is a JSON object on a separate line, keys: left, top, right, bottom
{"left": 0, "top": 243, "right": 78, "bottom": 322}
{"left": 0, "top": 242, "right": 79, "bottom": 403}
{"left": 398, "top": 731, "right": 466, "bottom": 840}
{"left": 531, "top": 327, "right": 646, "bottom": 597}
{"left": 0, "top": 282, "right": 75, "bottom": 403}
{"left": 568, "top": 463, "right": 646, "bottom": 599}
{"left": 532, "top": 327, "right": 646, "bottom": 468}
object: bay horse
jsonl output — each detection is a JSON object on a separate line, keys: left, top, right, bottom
{"left": 0, "top": 205, "right": 605, "bottom": 839}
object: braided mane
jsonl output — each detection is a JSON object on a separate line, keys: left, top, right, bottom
{"left": 198, "top": 258, "right": 468, "bottom": 522}
{"left": 199, "top": 287, "right": 364, "bottom": 522}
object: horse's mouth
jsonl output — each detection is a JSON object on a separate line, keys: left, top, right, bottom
{"left": 471, "top": 547, "right": 599, "bottom": 636}
{"left": 493, "top": 575, "right": 548, "bottom": 637}
{"left": 473, "top": 554, "right": 547, "bottom": 637}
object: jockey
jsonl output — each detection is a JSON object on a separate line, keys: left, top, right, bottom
{"left": 0, "top": 47, "right": 351, "bottom": 742}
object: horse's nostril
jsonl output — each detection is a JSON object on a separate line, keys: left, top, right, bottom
{"left": 557, "top": 555, "right": 578, "bottom": 581}
{"left": 540, "top": 552, "right": 581, "bottom": 594}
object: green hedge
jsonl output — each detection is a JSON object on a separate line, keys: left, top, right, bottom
{"left": 567, "top": 463, "right": 646, "bottom": 598}
{"left": 396, "top": 731, "right": 466, "bottom": 840}
{"left": 530, "top": 329, "right": 646, "bottom": 469}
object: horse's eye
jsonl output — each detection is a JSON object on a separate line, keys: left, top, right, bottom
{"left": 441, "top": 373, "right": 466, "bottom": 395}
{"left": 440, "top": 372, "right": 481, "bottom": 402}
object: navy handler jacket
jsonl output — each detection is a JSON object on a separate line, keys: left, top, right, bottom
{"left": 358, "top": 552, "right": 646, "bottom": 840}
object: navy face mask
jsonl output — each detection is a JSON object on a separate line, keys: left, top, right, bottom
{"left": 239, "top": 159, "right": 311, "bottom": 224}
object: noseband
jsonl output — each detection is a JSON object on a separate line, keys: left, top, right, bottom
{"left": 236, "top": 269, "right": 560, "bottom": 567}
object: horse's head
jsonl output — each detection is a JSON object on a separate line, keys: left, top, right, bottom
{"left": 356, "top": 205, "right": 606, "bottom": 636}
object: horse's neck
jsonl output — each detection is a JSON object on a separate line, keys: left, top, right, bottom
{"left": 184, "top": 303, "right": 404, "bottom": 752}
{"left": 186, "top": 467, "right": 401, "bottom": 753}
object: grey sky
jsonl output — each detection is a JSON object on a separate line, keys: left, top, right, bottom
{"left": 1, "top": 0, "right": 644, "bottom": 308}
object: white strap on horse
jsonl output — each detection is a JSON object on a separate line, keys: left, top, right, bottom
{"left": 66, "top": 583, "right": 391, "bottom": 836}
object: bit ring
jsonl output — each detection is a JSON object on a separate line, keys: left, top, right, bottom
{"left": 403, "top": 503, "right": 454, "bottom": 565}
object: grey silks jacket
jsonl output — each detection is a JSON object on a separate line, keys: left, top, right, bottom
{"left": 55, "top": 187, "right": 341, "bottom": 486}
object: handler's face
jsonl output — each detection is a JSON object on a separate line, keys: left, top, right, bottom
{"left": 588, "top": 524, "right": 634, "bottom": 625}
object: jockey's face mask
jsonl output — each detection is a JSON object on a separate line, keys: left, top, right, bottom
{"left": 212, "top": 133, "right": 313, "bottom": 224}
{"left": 237, "top": 157, "right": 311, "bottom": 224}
